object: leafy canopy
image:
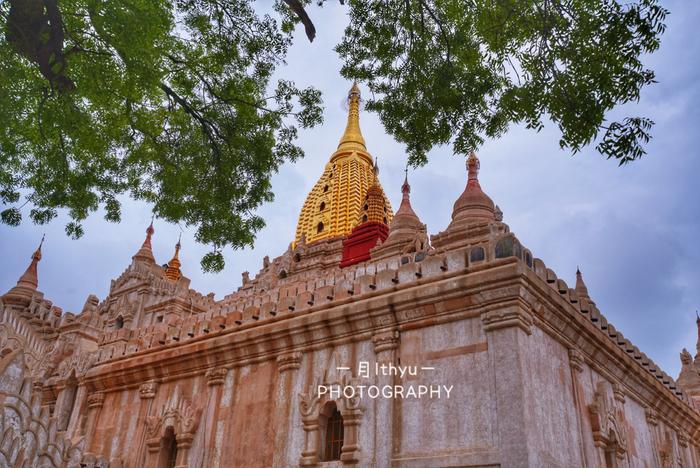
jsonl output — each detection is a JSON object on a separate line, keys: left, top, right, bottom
{"left": 0, "top": 0, "right": 668, "bottom": 271}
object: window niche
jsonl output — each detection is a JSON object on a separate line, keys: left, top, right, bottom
{"left": 145, "top": 397, "right": 202, "bottom": 468}
{"left": 299, "top": 376, "right": 363, "bottom": 465}
{"left": 158, "top": 426, "right": 178, "bottom": 468}
{"left": 320, "top": 402, "right": 344, "bottom": 461}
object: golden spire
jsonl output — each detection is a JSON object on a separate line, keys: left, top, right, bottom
{"left": 335, "top": 82, "right": 366, "bottom": 155}
{"left": 294, "top": 82, "right": 393, "bottom": 245}
{"left": 164, "top": 235, "right": 182, "bottom": 281}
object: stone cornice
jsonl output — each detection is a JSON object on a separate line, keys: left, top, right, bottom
{"left": 82, "top": 259, "right": 522, "bottom": 391}
{"left": 80, "top": 255, "right": 700, "bottom": 434}
{"left": 517, "top": 265, "right": 700, "bottom": 433}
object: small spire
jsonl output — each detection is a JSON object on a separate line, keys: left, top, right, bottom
{"left": 3, "top": 236, "right": 45, "bottom": 305}
{"left": 164, "top": 234, "right": 182, "bottom": 281}
{"left": 132, "top": 219, "right": 156, "bottom": 264}
{"left": 575, "top": 267, "right": 591, "bottom": 300}
{"left": 337, "top": 82, "right": 366, "bottom": 152}
{"left": 448, "top": 150, "right": 495, "bottom": 224}
{"left": 383, "top": 169, "right": 422, "bottom": 242}
{"left": 695, "top": 311, "right": 700, "bottom": 360}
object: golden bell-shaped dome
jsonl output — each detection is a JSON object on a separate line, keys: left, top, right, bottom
{"left": 357, "top": 164, "right": 391, "bottom": 226}
{"left": 294, "top": 83, "right": 393, "bottom": 245}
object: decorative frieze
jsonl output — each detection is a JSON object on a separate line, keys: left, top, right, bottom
{"left": 277, "top": 351, "right": 302, "bottom": 373}
{"left": 205, "top": 367, "right": 227, "bottom": 386}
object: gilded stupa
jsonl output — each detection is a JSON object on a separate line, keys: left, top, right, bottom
{"left": 294, "top": 83, "right": 393, "bottom": 245}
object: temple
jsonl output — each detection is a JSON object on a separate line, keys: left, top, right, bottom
{"left": 0, "top": 83, "right": 699, "bottom": 468}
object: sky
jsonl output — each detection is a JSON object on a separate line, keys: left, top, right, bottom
{"left": 1, "top": 1, "right": 698, "bottom": 378}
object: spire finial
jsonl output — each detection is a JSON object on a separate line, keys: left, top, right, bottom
{"left": 467, "top": 150, "right": 480, "bottom": 182}
{"left": 402, "top": 167, "right": 411, "bottom": 197}
{"left": 337, "top": 82, "right": 366, "bottom": 152}
{"left": 32, "top": 234, "right": 45, "bottom": 261}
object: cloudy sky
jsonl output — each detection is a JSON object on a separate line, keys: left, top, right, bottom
{"left": 1, "top": 1, "right": 698, "bottom": 378}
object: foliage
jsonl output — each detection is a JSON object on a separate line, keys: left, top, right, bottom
{"left": 1, "top": 0, "right": 322, "bottom": 271}
{"left": 0, "top": 0, "right": 668, "bottom": 271}
{"left": 334, "top": 0, "right": 667, "bottom": 166}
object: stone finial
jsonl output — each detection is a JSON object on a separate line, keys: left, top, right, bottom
{"left": 448, "top": 151, "right": 496, "bottom": 227}
{"left": 132, "top": 220, "right": 156, "bottom": 264}
{"left": 494, "top": 205, "right": 503, "bottom": 222}
{"left": 3, "top": 236, "right": 44, "bottom": 306}
{"left": 681, "top": 348, "right": 692, "bottom": 366}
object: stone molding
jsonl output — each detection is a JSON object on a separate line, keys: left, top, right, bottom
{"left": 139, "top": 380, "right": 158, "bottom": 400}
{"left": 277, "top": 352, "right": 302, "bottom": 373}
{"left": 205, "top": 367, "right": 227, "bottom": 386}
{"left": 481, "top": 307, "right": 533, "bottom": 335}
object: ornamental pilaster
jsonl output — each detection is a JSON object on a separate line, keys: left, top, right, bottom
{"left": 203, "top": 367, "right": 227, "bottom": 466}
{"left": 371, "top": 329, "right": 399, "bottom": 467}
{"left": 85, "top": 392, "right": 106, "bottom": 445}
